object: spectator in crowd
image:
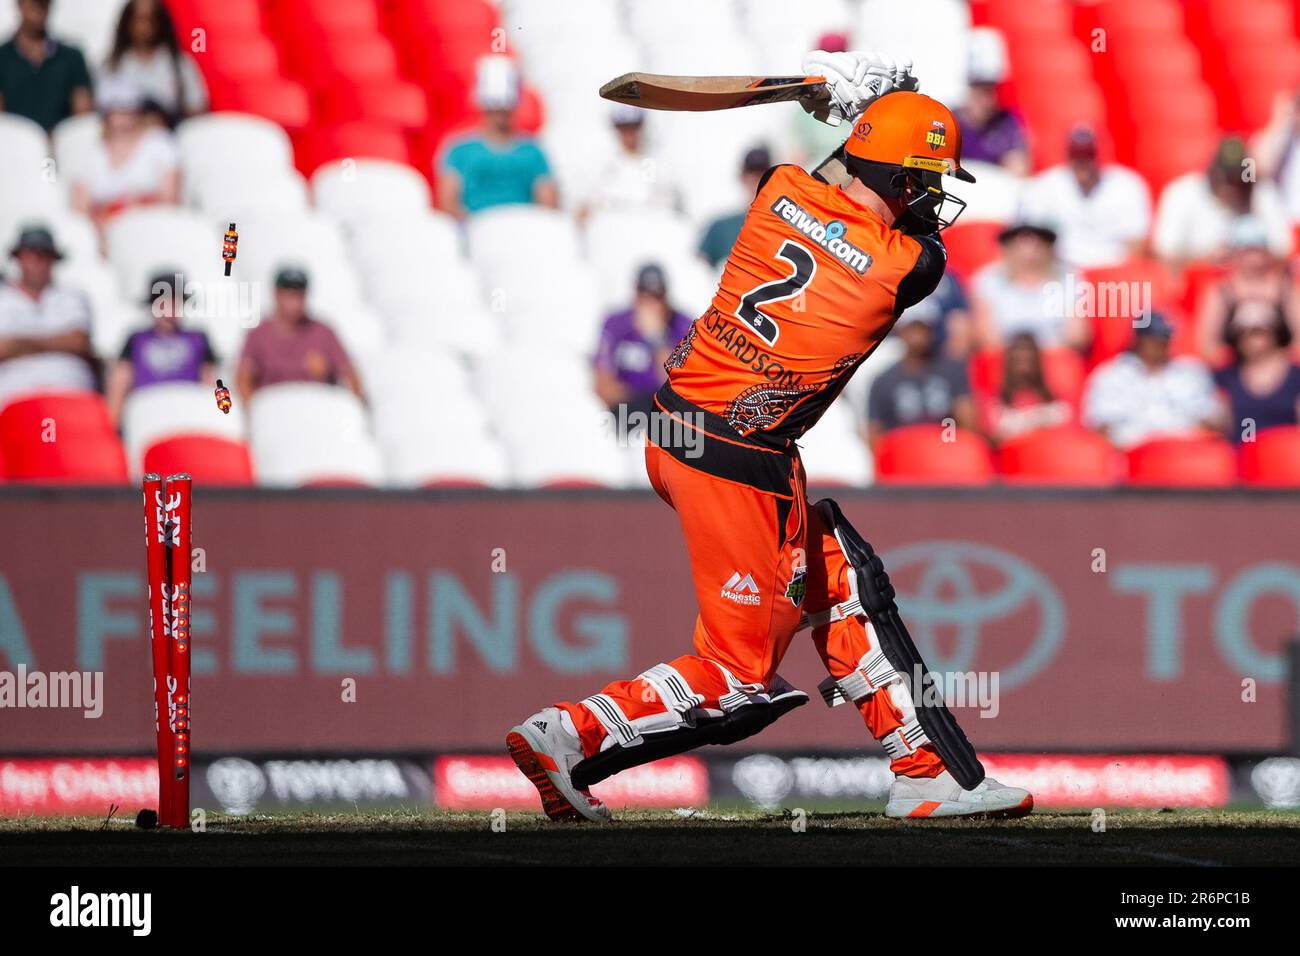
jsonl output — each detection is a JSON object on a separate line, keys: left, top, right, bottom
{"left": 100, "top": 0, "right": 208, "bottom": 127}
{"left": 0, "top": 0, "right": 93, "bottom": 131}
{"left": 236, "top": 266, "right": 365, "bottom": 403}
{"left": 1152, "top": 136, "right": 1292, "bottom": 267}
{"left": 980, "top": 331, "right": 1074, "bottom": 443}
{"left": 1251, "top": 88, "right": 1300, "bottom": 224}
{"left": 437, "top": 56, "right": 557, "bottom": 219}
{"left": 1021, "top": 125, "right": 1151, "bottom": 269}
{"left": 971, "top": 222, "right": 1088, "bottom": 350}
{"left": 106, "top": 270, "right": 217, "bottom": 426}
{"left": 0, "top": 225, "right": 95, "bottom": 409}
{"left": 788, "top": 30, "right": 853, "bottom": 166}
{"left": 1083, "top": 311, "right": 1223, "bottom": 449}
{"left": 898, "top": 270, "right": 973, "bottom": 359}
{"left": 1214, "top": 300, "right": 1300, "bottom": 442}
{"left": 865, "top": 311, "right": 975, "bottom": 449}
{"left": 594, "top": 263, "right": 692, "bottom": 422}
{"left": 698, "top": 146, "right": 771, "bottom": 269}
{"left": 1196, "top": 216, "right": 1300, "bottom": 362}
{"left": 70, "top": 77, "right": 180, "bottom": 233}
{"left": 577, "top": 104, "right": 681, "bottom": 221}
{"left": 954, "top": 27, "right": 1028, "bottom": 177}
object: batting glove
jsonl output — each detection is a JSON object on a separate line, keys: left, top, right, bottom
{"left": 801, "top": 50, "right": 919, "bottom": 126}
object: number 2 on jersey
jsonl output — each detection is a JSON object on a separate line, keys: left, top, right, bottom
{"left": 736, "top": 240, "right": 817, "bottom": 346}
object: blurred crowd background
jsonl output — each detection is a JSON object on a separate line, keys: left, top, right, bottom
{"left": 1, "top": 0, "right": 1299, "bottom": 489}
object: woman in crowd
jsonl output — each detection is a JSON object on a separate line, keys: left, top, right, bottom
{"left": 70, "top": 78, "right": 180, "bottom": 233}
{"left": 1196, "top": 217, "right": 1299, "bottom": 365}
{"left": 971, "top": 223, "right": 1089, "bottom": 351}
{"left": 1213, "top": 300, "right": 1300, "bottom": 442}
{"left": 100, "top": 0, "right": 208, "bottom": 126}
{"left": 980, "top": 332, "right": 1074, "bottom": 443}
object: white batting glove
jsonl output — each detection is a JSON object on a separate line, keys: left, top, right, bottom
{"left": 801, "top": 50, "right": 918, "bottom": 126}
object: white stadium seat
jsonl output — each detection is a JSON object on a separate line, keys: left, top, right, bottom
{"left": 247, "top": 383, "right": 384, "bottom": 486}
{"left": 953, "top": 160, "right": 1022, "bottom": 223}
{"left": 312, "top": 159, "right": 432, "bottom": 227}
{"left": 50, "top": 113, "right": 101, "bottom": 191}
{"left": 188, "top": 164, "right": 310, "bottom": 218}
{"left": 120, "top": 382, "right": 246, "bottom": 478}
{"left": 176, "top": 113, "right": 295, "bottom": 179}
{"left": 857, "top": 0, "right": 971, "bottom": 108}
{"left": 49, "top": 0, "right": 127, "bottom": 74}
{"left": 104, "top": 207, "right": 222, "bottom": 303}
{"left": 798, "top": 400, "right": 873, "bottom": 487}
{"left": 0, "top": 114, "right": 60, "bottom": 214}
{"left": 583, "top": 209, "right": 717, "bottom": 315}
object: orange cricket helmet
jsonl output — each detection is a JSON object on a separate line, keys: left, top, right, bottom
{"left": 842, "top": 91, "right": 974, "bottom": 230}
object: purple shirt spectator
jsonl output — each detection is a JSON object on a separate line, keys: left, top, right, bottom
{"left": 239, "top": 316, "right": 354, "bottom": 389}
{"left": 595, "top": 307, "right": 694, "bottom": 397}
{"left": 119, "top": 328, "right": 215, "bottom": 387}
{"left": 955, "top": 107, "right": 1027, "bottom": 167}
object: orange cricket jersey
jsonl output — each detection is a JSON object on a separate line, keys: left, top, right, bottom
{"left": 665, "top": 163, "right": 945, "bottom": 444}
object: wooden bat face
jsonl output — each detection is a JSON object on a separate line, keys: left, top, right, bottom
{"left": 599, "top": 72, "right": 829, "bottom": 112}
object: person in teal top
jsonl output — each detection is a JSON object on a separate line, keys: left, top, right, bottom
{"left": 437, "top": 55, "right": 558, "bottom": 218}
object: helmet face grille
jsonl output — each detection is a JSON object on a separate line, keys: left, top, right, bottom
{"left": 844, "top": 156, "right": 968, "bottom": 232}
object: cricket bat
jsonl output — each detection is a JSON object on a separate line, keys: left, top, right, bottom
{"left": 599, "top": 72, "right": 830, "bottom": 112}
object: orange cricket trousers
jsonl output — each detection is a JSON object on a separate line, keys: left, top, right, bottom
{"left": 560, "top": 386, "right": 943, "bottom": 778}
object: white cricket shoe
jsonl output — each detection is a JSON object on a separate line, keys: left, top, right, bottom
{"left": 506, "top": 707, "right": 612, "bottom": 823}
{"left": 885, "top": 770, "right": 1033, "bottom": 819}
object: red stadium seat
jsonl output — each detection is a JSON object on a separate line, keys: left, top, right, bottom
{"left": 169, "top": 0, "right": 263, "bottom": 34}
{"left": 1221, "top": 45, "right": 1300, "bottom": 131}
{"left": 285, "top": 35, "right": 403, "bottom": 90}
{"left": 1126, "top": 434, "right": 1237, "bottom": 487}
{"left": 874, "top": 425, "right": 996, "bottom": 485}
{"left": 1080, "top": 258, "right": 1180, "bottom": 368}
{"left": 1238, "top": 427, "right": 1300, "bottom": 487}
{"left": 316, "top": 80, "right": 430, "bottom": 131}
{"left": 1090, "top": 0, "right": 1185, "bottom": 39}
{"left": 997, "top": 426, "right": 1120, "bottom": 486}
{"left": 208, "top": 77, "right": 311, "bottom": 130}
{"left": 294, "top": 122, "right": 412, "bottom": 176}
{"left": 0, "top": 393, "right": 128, "bottom": 483}
{"left": 143, "top": 436, "right": 254, "bottom": 486}
{"left": 266, "top": 0, "right": 381, "bottom": 35}
{"left": 940, "top": 221, "right": 1003, "bottom": 279}
{"left": 983, "top": 0, "right": 1073, "bottom": 40}
{"left": 199, "top": 31, "right": 282, "bottom": 82}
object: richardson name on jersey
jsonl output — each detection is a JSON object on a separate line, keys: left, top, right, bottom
{"left": 702, "top": 309, "right": 803, "bottom": 388}
{"left": 770, "top": 196, "right": 873, "bottom": 273}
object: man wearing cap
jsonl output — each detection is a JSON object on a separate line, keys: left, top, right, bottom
{"left": 1153, "top": 136, "right": 1293, "bottom": 267}
{"left": 1083, "top": 311, "right": 1224, "bottom": 449}
{"left": 236, "top": 266, "right": 364, "bottom": 403}
{"left": 0, "top": 224, "right": 95, "bottom": 409}
{"left": 0, "top": 0, "right": 93, "bottom": 132}
{"left": 1021, "top": 125, "right": 1151, "bottom": 268}
{"left": 593, "top": 263, "right": 693, "bottom": 424}
{"left": 508, "top": 51, "right": 1033, "bottom": 823}
{"left": 577, "top": 104, "right": 682, "bottom": 221}
{"left": 697, "top": 145, "right": 774, "bottom": 269}
{"left": 436, "top": 55, "right": 557, "bottom": 219}
{"left": 866, "top": 307, "right": 975, "bottom": 449}
{"left": 106, "top": 270, "right": 217, "bottom": 427}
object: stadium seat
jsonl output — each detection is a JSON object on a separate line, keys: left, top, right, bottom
{"left": 120, "top": 383, "right": 246, "bottom": 478}
{"left": 311, "top": 160, "right": 432, "bottom": 226}
{"left": 247, "top": 383, "right": 384, "bottom": 486}
{"left": 799, "top": 402, "right": 873, "bottom": 487}
{"left": 0, "top": 393, "right": 128, "bottom": 483}
{"left": 50, "top": 113, "right": 100, "bottom": 189}
{"left": 143, "top": 435, "right": 255, "bottom": 486}
{"left": 315, "top": 80, "right": 430, "bottom": 131}
{"left": 874, "top": 425, "right": 996, "bottom": 485}
{"left": 105, "top": 207, "right": 222, "bottom": 305}
{"left": 208, "top": 79, "right": 312, "bottom": 131}
{"left": 294, "top": 122, "right": 412, "bottom": 176}
{"left": 1126, "top": 434, "right": 1237, "bottom": 487}
{"left": 1238, "top": 427, "right": 1300, "bottom": 487}
{"left": 584, "top": 209, "right": 717, "bottom": 315}
{"left": 177, "top": 113, "right": 296, "bottom": 179}
{"left": 996, "top": 426, "right": 1119, "bottom": 485}
{"left": 942, "top": 221, "right": 1004, "bottom": 279}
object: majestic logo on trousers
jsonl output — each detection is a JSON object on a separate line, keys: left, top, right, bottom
{"left": 722, "top": 572, "right": 762, "bottom": 606}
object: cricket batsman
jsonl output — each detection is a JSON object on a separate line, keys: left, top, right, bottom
{"left": 508, "top": 50, "right": 1034, "bottom": 822}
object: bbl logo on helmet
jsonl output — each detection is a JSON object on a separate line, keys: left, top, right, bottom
{"left": 926, "top": 120, "right": 947, "bottom": 152}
